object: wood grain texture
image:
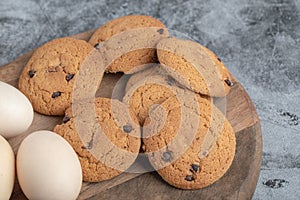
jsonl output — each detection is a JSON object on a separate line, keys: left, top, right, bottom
{"left": 0, "top": 30, "right": 262, "bottom": 200}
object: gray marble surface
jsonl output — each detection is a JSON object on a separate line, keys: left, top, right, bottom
{"left": 1, "top": 0, "right": 299, "bottom": 199}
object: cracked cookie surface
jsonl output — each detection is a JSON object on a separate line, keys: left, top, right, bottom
{"left": 143, "top": 95, "right": 236, "bottom": 189}
{"left": 54, "top": 97, "right": 141, "bottom": 182}
{"left": 18, "top": 37, "right": 94, "bottom": 115}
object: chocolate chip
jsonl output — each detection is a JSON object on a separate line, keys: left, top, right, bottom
{"left": 191, "top": 164, "right": 199, "bottom": 172}
{"left": 28, "top": 70, "right": 36, "bottom": 78}
{"left": 52, "top": 92, "right": 61, "bottom": 98}
{"left": 217, "top": 57, "right": 222, "bottom": 62}
{"left": 162, "top": 151, "right": 173, "bottom": 162}
{"left": 185, "top": 175, "right": 195, "bottom": 181}
{"left": 63, "top": 115, "right": 70, "bottom": 123}
{"left": 225, "top": 79, "right": 233, "bottom": 87}
{"left": 66, "top": 73, "right": 74, "bottom": 81}
{"left": 94, "top": 43, "right": 100, "bottom": 49}
{"left": 123, "top": 124, "right": 132, "bottom": 133}
{"left": 157, "top": 28, "right": 164, "bottom": 34}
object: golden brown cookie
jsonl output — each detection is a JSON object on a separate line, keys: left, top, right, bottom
{"left": 157, "top": 37, "right": 233, "bottom": 97}
{"left": 89, "top": 15, "right": 167, "bottom": 44}
{"left": 18, "top": 37, "right": 94, "bottom": 116}
{"left": 54, "top": 98, "right": 141, "bottom": 182}
{"left": 125, "top": 64, "right": 162, "bottom": 93}
{"left": 123, "top": 65, "right": 187, "bottom": 125}
{"left": 143, "top": 95, "right": 236, "bottom": 189}
{"left": 89, "top": 15, "right": 168, "bottom": 74}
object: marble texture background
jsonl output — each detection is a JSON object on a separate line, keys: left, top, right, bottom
{"left": 0, "top": 0, "right": 299, "bottom": 199}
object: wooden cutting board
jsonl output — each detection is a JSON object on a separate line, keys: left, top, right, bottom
{"left": 0, "top": 30, "right": 262, "bottom": 200}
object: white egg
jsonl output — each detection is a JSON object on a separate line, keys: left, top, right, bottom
{"left": 17, "top": 130, "right": 82, "bottom": 200}
{"left": 0, "top": 81, "right": 34, "bottom": 138}
{"left": 0, "top": 135, "right": 15, "bottom": 200}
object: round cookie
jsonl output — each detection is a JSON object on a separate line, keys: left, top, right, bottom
{"left": 143, "top": 95, "right": 236, "bottom": 189}
{"left": 54, "top": 97, "right": 141, "bottom": 182}
{"left": 18, "top": 37, "right": 94, "bottom": 116}
{"left": 123, "top": 65, "right": 187, "bottom": 125}
{"left": 89, "top": 15, "right": 168, "bottom": 74}
{"left": 89, "top": 15, "right": 167, "bottom": 44}
{"left": 157, "top": 37, "right": 233, "bottom": 97}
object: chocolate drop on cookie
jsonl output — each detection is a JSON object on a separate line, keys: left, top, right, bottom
{"left": 162, "top": 151, "right": 173, "bottom": 162}
{"left": 28, "top": 70, "right": 36, "bottom": 78}
{"left": 185, "top": 175, "right": 195, "bottom": 181}
{"left": 66, "top": 74, "right": 75, "bottom": 81}
{"left": 63, "top": 115, "right": 70, "bottom": 123}
{"left": 225, "top": 79, "right": 232, "bottom": 87}
{"left": 123, "top": 124, "right": 132, "bottom": 133}
{"left": 157, "top": 28, "right": 164, "bottom": 34}
{"left": 191, "top": 164, "right": 199, "bottom": 172}
{"left": 94, "top": 43, "right": 100, "bottom": 50}
{"left": 52, "top": 91, "right": 61, "bottom": 98}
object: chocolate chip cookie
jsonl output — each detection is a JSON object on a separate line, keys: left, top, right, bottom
{"left": 18, "top": 37, "right": 94, "bottom": 115}
{"left": 123, "top": 65, "right": 188, "bottom": 125}
{"left": 143, "top": 95, "right": 236, "bottom": 189}
{"left": 89, "top": 15, "right": 168, "bottom": 74}
{"left": 54, "top": 97, "right": 141, "bottom": 182}
{"left": 157, "top": 37, "right": 233, "bottom": 97}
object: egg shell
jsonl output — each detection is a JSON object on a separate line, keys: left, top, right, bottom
{"left": 0, "top": 81, "right": 34, "bottom": 138}
{"left": 0, "top": 135, "right": 15, "bottom": 200}
{"left": 17, "top": 130, "right": 82, "bottom": 200}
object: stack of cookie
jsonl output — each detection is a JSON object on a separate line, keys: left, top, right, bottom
{"left": 18, "top": 15, "right": 236, "bottom": 190}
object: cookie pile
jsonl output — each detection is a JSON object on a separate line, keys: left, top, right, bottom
{"left": 18, "top": 15, "right": 236, "bottom": 190}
